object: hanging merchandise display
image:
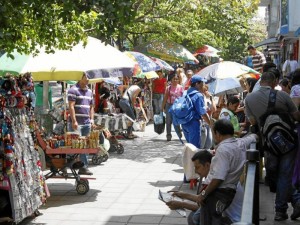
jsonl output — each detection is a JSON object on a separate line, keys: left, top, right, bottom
{"left": 0, "top": 74, "right": 47, "bottom": 223}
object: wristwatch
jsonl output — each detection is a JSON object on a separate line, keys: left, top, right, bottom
{"left": 201, "top": 190, "right": 206, "bottom": 198}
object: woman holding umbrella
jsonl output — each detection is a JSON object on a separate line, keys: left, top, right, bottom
{"left": 161, "top": 74, "right": 183, "bottom": 141}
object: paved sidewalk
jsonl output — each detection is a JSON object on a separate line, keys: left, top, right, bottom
{"left": 21, "top": 125, "right": 194, "bottom": 225}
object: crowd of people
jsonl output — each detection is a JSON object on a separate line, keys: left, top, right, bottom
{"left": 27, "top": 44, "right": 300, "bottom": 224}
{"left": 141, "top": 46, "right": 300, "bottom": 224}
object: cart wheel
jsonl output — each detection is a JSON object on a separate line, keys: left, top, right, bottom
{"left": 81, "top": 179, "right": 89, "bottom": 185}
{"left": 116, "top": 144, "right": 124, "bottom": 154}
{"left": 92, "top": 155, "right": 103, "bottom": 165}
{"left": 102, "top": 154, "right": 109, "bottom": 162}
{"left": 76, "top": 180, "right": 89, "bottom": 195}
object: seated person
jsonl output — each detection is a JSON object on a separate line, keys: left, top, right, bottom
{"left": 165, "top": 150, "right": 244, "bottom": 225}
{"left": 219, "top": 96, "right": 245, "bottom": 137}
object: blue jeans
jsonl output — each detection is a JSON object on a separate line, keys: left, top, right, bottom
{"left": 152, "top": 93, "right": 164, "bottom": 115}
{"left": 119, "top": 98, "right": 135, "bottom": 135}
{"left": 182, "top": 119, "right": 201, "bottom": 148}
{"left": 165, "top": 103, "right": 181, "bottom": 138}
{"left": 188, "top": 207, "right": 200, "bottom": 225}
{"left": 266, "top": 149, "right": 300, "bottom": 212}
{"left": 200, "top": 123, "right": 213, "bottom": 149}
{"left": 68, "top": 123, "right": 91, "bottom": 168}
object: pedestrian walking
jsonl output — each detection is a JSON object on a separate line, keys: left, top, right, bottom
{"left": 181, "top": 75, "right": 210, "bottom": 148}
{"left": 161, "top": 74, "right": 183, "bottom": 141}
{"left": 152, "top": 70, "right": 167, "bottom": 115}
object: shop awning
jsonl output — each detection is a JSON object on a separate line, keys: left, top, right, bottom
{"left": 254, "top": 37, "right": 279, "bottom": 48}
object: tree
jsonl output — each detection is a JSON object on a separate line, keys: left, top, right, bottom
{"left": 120, "top": 0, "right": 259, "bottom": 61}
{"left": 0, "top": 0, "right": 135, "bottom": 56}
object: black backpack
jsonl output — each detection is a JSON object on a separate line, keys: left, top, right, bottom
{"left": 259, "top": 90, "right": 297, "bottom": 156}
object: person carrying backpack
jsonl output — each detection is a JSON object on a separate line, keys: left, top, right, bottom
{"left": 170, "top": 75, "right": 210, "bottom": 148}
{"left": 245, "top": 71, "right": 300, "bottom": 221}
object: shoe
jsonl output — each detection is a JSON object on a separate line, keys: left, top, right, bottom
{"left": 72, "top": 161, "right": 84, "bottom": 169}
{"left": 167, "top": 135, "right": 172, "bottom": 141}
{"left": 291, "top": 203, "right": 300, "bottom": 220}
{"left": 274, "top": 212, "right": 288, "bottom": 221}
{"left": 78, "top": 168, "right": 93, "bottom": 175}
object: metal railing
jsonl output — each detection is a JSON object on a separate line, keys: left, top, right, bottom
{"left": 232, "top": 143, "right": 260, "bottom": 225}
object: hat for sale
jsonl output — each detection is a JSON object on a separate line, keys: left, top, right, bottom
{"left": 190, "top": 75, "right": 207, "bottom": 84}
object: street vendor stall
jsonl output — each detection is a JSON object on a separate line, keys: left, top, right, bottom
{"left": 0, "top": 74, "right": 47, "bottom": 223}
{"left": 0, "top": 37, "right": 137, "bottom": 221}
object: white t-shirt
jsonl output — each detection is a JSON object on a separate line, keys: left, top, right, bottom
{"left": 252, "top": 78, "right": 282, "bottom": 92}
{"left": 282, "top": 60, "right": 299, "bottom": 73}
{"left": 123, "top": 85, "right": 140, "bottom": 101}
{"left": 290, "top": 84, "right": 300, "bottom": 98}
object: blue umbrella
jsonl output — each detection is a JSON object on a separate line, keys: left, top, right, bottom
{"left": 125, "top": 51, "right": 160, "bottom": 73}
{"left": 150, "top": 57, "right": 174, "bottom": 71}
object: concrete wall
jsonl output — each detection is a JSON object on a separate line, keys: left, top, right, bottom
{"left": 267, "top": 0, "right": 280, "bottom": 38}
{"left": 288, "top": 0, "right": 300, "bottom": 32}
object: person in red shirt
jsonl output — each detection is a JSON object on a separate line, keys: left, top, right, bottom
{"left": 152, "top": 70, "right": 167, "bottom": 114}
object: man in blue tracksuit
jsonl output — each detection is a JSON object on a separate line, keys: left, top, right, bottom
{"left": 182, "top": 75, "right": 211, "bottom": 148}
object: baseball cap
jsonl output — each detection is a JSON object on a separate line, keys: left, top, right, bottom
{"left": 190, "top": 75, "right": 207, "bottom": 84}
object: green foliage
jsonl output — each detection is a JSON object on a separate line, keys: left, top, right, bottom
{"left": 1, "top": 0, "right": 261, "bottom": 62}
{"left": 123, "top": 0, "right": 259, "bottom": 61}
{"left": 0, "top": 0, "right": 135, "bottom": 56}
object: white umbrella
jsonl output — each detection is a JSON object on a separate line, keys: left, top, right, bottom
{"left": 208, "top": 77, "right": 243, "bottom": 96}
{"left": 0, "top": 37, "right": 136, "bottom": 81}
{"left": 196, "top": 61, "right": 259, "bottom": 82}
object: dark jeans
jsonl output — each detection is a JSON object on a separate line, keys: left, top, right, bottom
{"left": 265, "top": 149, "right": 300, "bottom": 213}
{"left": 165, "top": 103, "right": 181, "bottom": 138}
{"left": 200, "top": 188, "right": 236, "bottom": 225}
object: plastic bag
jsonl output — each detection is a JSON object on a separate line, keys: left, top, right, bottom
{"left": 154, "top": 113, "right": 164, "bottom": 125}
{"left": 154, "top": 115, "right": 165, "bottom": 134}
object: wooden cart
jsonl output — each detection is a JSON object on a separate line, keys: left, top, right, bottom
{"left": 35, "top": 130, "right": 99, "bottom": 195}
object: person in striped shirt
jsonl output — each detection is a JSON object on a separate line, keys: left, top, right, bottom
{"left": 68, "top": 73, "right": 94, "bottom": 175}
{"left": 247, "top": 45, "right": 266, "bottom": 73}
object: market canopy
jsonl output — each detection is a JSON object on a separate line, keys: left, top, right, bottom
{"left": 134, "top": 40, "right": 198, "bottom": 63}
{"left": 0, "top": 37, "right": 136, "bottom": 81}
{"left": 195, "top": 61, "right": 260, "bottom": 82}
{"left": 194, "top": 45, "right": 221, "bottom": 57}
{"left": 124, "top": 51, "right": 160, "bottom": 74}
